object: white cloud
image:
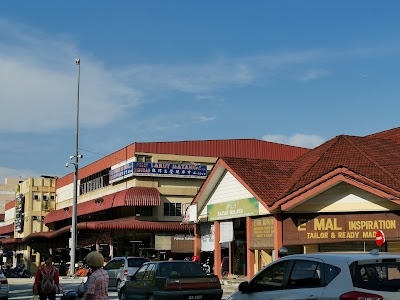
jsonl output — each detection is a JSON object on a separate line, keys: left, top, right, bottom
{"left": 299, "top": 69, "right": 329, "bottom": 81}
{"left": 0, "top": 166, "right": 39, "bottom": 183}
{"left": 262, "top": 133, "right": 325, "bottom": 148}
{"left": 197, "top": 116, "right": 216, "bottom": 122}
{"left": 0, "top": 19, "right": 141, "bottom": 134}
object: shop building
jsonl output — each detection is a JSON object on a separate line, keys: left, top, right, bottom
{"left": 188, "top": 128, "right": 400, "bottom": 280}
{"left": 0, "top": 139, "right": 306, "bottom": 270}
{"left": 0, "top": 177, "right": 56, "bottom": 273}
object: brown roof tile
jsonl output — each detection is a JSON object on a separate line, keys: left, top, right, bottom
{"left": 221, "top": 130, "right": 400, "bottom": 208}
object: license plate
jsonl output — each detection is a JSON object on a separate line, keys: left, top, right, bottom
{"left": 188, "top": 295, "right": 203, "bottom": 300}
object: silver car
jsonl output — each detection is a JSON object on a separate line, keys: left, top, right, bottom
{"left": 0, "top": 270, "right": 9, "bottom": 300}
{"left": 104, "top": 256, "right": 150, "bottom": 288}
{"left": 227, "top": 250, "right": 400, "bottom": 300}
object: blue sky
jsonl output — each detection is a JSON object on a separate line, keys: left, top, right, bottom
{"left": 1, "top": 1, "right": 400, "bottom": 182}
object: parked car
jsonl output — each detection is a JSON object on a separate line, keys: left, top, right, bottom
{"left": 118, "top": 260, "right": 223, "bottom": 300}
{"left": 0, "top": 270, "right": 9, "bottom": 300}
{"left": 227, "top": 250, "right": 400, "bottom": 300}
{"left": 104, "top": 256, "right": 150, "bottom": 289}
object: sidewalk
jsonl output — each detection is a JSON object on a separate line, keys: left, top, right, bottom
{"left": 221, "top": 275, "right": 246, "bottom": 298}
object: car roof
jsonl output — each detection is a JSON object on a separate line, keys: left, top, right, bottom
{"left": 144, "top": 260, "right": 195, "bottom": 264}
{"left": 281, "top": 251, "right": 400, "bottom": 263}
{"left": 113, "top": 256, "right": 150, "bottom": 259}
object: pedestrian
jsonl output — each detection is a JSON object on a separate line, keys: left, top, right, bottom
{"left": 84, "top": 251, "right": 109, "bottom": 300}
{"left": 278, "top": 247, "right": 288, "bottom": 258}
{"left": 33, "top": 254, "right": 62, "bottom": 300}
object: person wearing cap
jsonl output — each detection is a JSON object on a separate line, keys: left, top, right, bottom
{"left": 278, "top": 247, "right": 289, "bottom": 258}
{"left": 83, "top": 251, "right": 109, "bottom": 300}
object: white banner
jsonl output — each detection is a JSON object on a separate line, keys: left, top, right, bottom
{"left": 200, "top": 223, "right": 215, "bottom": 252}
{"left": 220, "top": 221, "right": 234, "bottom": 243}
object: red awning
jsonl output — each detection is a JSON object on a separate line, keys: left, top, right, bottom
{"left": 44, "top": 193, "right": 115, "bottom": 224}
{"left": 21, "top": 219, "right": 193, "bottom": 242}
{"left": 44, "top": 187, "right": 160, "bottom": 224}
{"left": 0, "top": 238, "right": 22, "bottom": 245}
{"left": 95, "top": 218, "right": 190, "bottom": 232}
{"left": 113, "top": 187, "right": 160, "bottom": 207}
{"left": 0, "top": 223, "right": 14, "bottom": 235}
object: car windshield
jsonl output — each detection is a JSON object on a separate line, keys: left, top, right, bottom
{"left": 128, "top": 258, "right": 150, "bottom": 268}
{"left": 350, "top": 260, "right": 400, "bottom": 292}
{"left": 159, "top": 262, "right": 207, "bottom": 277}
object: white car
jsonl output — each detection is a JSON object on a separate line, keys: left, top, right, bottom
{"left": 227, "top": 250, "right": 400, "bottom": 300}
{"left": 0, "top": 270, "right": 9, "bottom": 300}
{"left": 104, "top": 256, "right": 150, "bottom": 289}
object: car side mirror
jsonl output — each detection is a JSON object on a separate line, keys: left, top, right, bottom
{"left": 238, "top": 281, "right": 249, "bottom": 293}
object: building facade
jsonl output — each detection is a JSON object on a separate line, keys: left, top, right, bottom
{"left": 188, "top": 127, "right": 400, "bottom": 280}
{"left": 0, "top": 177, "right": 56, "bottom": 273}
{"left": 0, "top": 139, "right": 306, "bottom": 274}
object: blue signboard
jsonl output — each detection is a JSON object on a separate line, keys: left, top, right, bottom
{"left": 109, "top": 163, "right": 134, "bottom": 182}
{"left": 109, "top": 162, "right": 207, "bottom": 183}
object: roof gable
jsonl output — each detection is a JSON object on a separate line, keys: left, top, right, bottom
{"left": 219, "top": 157, "right": 298, "bottom": 206}
{"left": 284, "top": 135, "right": 400, "bottom": 197}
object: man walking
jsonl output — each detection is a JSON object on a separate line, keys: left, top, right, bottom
{"left": 84, "top": 251, "right": 109, "bottom": 300}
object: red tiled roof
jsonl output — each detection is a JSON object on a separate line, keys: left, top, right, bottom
{"left": 285, "top": 135, "right": 400, "bottom": 196}
{"left": 365, "top": 127, "right": 400, "bottom": 143}
{"left": 0, "top": 223, "right": 14, "bottom": 235}
{"left": 57, "top": 139, "right": 310, "bottom": 188}
{"left": 218, "top": 157, "right": 298, "bottom": 206}
{"left": 219, "top": 131, "right": 400, "bottom": 208}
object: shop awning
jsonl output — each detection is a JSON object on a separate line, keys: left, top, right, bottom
{"left": 0, "top": 238, "right": 22, "bottom": 245}
{"left": 44, "top": 187, "right": 160, "bottom": 224}
{"left": 44, "top": 193, "right": 115, "bottom": 224}
{"left": 21, "top": 218, "right": 193, "bottom": 242}
{"left": 0, "top": 223, "right": 14, "bottom": 235}
{"left": 113, "top": 187, "right": 160, "bottom": 207}
{"left": 95, "top": 218, "right": 190, "bottom": 232}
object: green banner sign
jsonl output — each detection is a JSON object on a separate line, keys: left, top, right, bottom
{"left": 207, "top": 197, "right": 259, "bottom": 221}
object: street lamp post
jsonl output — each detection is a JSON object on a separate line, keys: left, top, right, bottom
{"left": 68, "top": 58, "right": 81, "bottom": 277}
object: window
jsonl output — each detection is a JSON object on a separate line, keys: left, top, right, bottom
{"left": 134, "top": 265, "right": 149, "bottom": 280}
{"left": 182, "top": 203, "right": 190, "bottom": 216}
{"left": 287, "top": 260, "right": 321, "bottom": 288}
{"left": 164, "top": 203, "right": 182, "bottom": 216}
{"left": 79, "top": 168, "right": 110, "bottom": 195}
{"left": 136, "top": 155, "right": 152, "bottom": 162}
{"left": 43, "top": 195, "right": 48, "bottom": 200}
{"left": 251, "top": 260, "right": 289, "bottom": 291}
{"left": 128, "top": 258, "right": 150, "bottom": 268}
{"left": 105, "top": 259, "right": 124, "bottom": 270}
{"left": 136, "top": 206, "right": 153, "bottom": 217}
{"left": 50, "top": 194, "right": 55, "bottom": 200}
{"left": 351, "top": 261, "right": 400, "bottom": 292}
{"left": 34, "top": 194, "right": 40, "bottom": 200}
{"left": 323, "top": 263, "right": 341, "bottom": 285}
{"left": 143, "top": 264, "right": 156, "bottom": 280}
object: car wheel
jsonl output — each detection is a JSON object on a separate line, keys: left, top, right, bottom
{"left": 116, "top": 279, "right": 121, "bottom": 289}
{"left": 119, "top": 290, "right": 126, "bottom": 300}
